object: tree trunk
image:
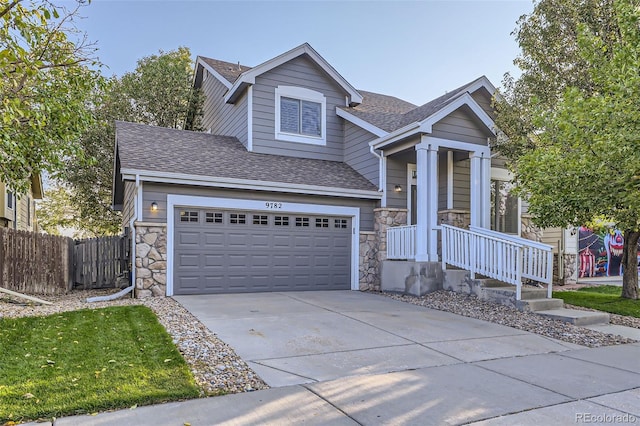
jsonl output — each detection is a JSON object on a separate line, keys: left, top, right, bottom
{"left": 621, "top": 230, "right": 639, "bottom": 300}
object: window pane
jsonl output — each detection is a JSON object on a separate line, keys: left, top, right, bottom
{"left": 301, "top": 100, "right": 321, "bottom": 136}
{"left": 280, "top": 97, "right": 299, "bottom": 133}
{"left": 491, "top": 180, "right": 518, "bottom": 234}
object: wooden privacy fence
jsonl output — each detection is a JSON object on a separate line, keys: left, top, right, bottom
{"left": 74, "top": 236, "right": 129, "bottom": 289}
{"left": 0, "top": 227, "right": 74, "bottom": 295}
{"left": 0, "top": 227, "right": 130, "bottom": 295}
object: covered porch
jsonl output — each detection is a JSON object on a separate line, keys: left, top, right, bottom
{"left": 369, "top": 89, "right": 554, "bottom": 301}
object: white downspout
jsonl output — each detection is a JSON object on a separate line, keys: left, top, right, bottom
{"left": 87, "top": 175, "right": 140, "bottom": 302}
{"left": 370, "top": 145, "right": 386, "bottom": 207}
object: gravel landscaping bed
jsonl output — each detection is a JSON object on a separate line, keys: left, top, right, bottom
{"left": 383, "top": 290, "right": 638, "bottom": 347}
{"left": 0, "top": 290, "right": 268, "bottom": 396}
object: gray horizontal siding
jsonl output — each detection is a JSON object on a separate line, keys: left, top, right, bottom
{"left": 202, "top": 73, "right": 248, "bottom": 147}
{"left": 141, "top": 183, "right": 376, "bottom": 231}
{"left": 453, "top": 155, "right": 470, "bottom": 210}
{"left": 122, "top": 180, "right": 136, "bottom": 229}
{"left": 471, "top": 89, "right": 495, "bottom": 119}
{"left": 386, "top": 158, "right": 407, "bottom": 209}
{"left": 431, "top": 107, "right": 490, "bottom": 146}
{"left": 344, "top": 121, "right": 379, "bottom": 186}
{"left": 251, "top": 55, "right": 346, "bottom": 161}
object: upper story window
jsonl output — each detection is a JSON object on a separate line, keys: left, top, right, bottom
{"left": 275, "top": 86, "right": 326, "bottom": 145}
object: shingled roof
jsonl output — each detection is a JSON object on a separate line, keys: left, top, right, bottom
{"left": 199, "top": 56, "right": 252, "bottom": 84}
{"left": 342, "top": 77, "right": 487, "bottom": 133}
{"left": 340, "top": 91, "right": 417, "bottom": 132}
{"left": 115, "top": 121, "right": 378, "bottom": 193}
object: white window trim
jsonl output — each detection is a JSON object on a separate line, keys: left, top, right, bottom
{"left": 275, "top": 85, "right": 326, "bottom": 145}
{"left": 166, "top": 195, "right": 360, "bottom": 296}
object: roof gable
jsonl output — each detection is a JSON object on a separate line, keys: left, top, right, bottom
{"left": 222, "top": 43, "right": 363, "bottom": 106}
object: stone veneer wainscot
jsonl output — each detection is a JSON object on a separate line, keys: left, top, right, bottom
{"left": 134, "top": 222, "right": 167, "bottom": 298}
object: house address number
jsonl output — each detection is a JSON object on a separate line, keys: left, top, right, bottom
{"left": 265, "top": 202, "right": 283, "bottom": 209}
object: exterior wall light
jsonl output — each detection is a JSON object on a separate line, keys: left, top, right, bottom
{"left": 151, "top": 202, "right": 158, "bottom": 212}
{"left": 394, "top": 185, "right": 403, "bottom": 193}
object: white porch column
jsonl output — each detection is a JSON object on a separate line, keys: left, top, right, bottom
{"left": 480, "top": 154, "right": 491, "bottom": 228}
{"left": 447, "top": 150, "right": 454, "bottom": 210}
{"left": 427, "top": 144, "right": 439, "bottom": 261}
{"left": 470, "top": 152, "right": 481, "bottom": 228}
{"left": 416, "top": 137, "right": 439, "bottom": 262}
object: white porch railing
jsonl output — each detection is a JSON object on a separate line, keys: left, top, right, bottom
{"left": 442, "top": 225, "right": 524, "bottom": 299}
{"left": 387, "top": 225, "right": 417, "bottom": 260}
{"left": 386, "top": 224, "right": 554, "bottom": 300}
{"left": 469, "top": 226, "right": 554, "bottom": 298}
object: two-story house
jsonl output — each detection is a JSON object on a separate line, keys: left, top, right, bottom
{"left": 113, "top": 43, "right": 560, "bottom": 299}
{"left": 0, "top": 176, "right": 43, "bottom": 231}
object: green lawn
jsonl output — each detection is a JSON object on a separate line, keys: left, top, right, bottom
{"left": 553, "top": 285, "right": 640, "bottom": 318}
{"left": 0, "top": 306, "right": 200, "bottom": 424}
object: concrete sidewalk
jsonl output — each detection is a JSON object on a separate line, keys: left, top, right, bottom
{"left": 38, "top": 292, "right": 640, "bottom": 425}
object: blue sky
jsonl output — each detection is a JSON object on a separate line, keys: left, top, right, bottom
{"left": 68, "top": 0, "right": 533, "bottom": 105}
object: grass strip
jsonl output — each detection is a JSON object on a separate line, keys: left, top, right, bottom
{"left": 554, "top": 285, "right": 640, "bottom": 318}
{"left": 0, "top": 305, "right": 199, "bottom": 423}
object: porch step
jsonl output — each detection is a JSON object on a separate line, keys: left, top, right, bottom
{"left": 516, "top": 298, "right": 564, "bottom": 312}
{"left": 480, "top": 284, "right": 563, "bottom": 312}
{"left": 535, "top": 308, "right": 610, "bottom": 326}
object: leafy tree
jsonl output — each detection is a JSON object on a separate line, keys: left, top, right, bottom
{"left": 36, "top": 182, "right": 95, "bottom": 238}
{"left": 0, "top": 0, "right": 100, "bottom": 194}
{"left": 495, "top": 0, "right": 640, "bottom": 299}
{"left": 54, "top": 47, "right": 204, "bottom": 235}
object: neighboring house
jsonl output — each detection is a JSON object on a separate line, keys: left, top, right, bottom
{"left": 112, "top": 43, "right": 558, "bottom": 298}
{"left": 0, "top": 175, "right": 43, "bottom": 232}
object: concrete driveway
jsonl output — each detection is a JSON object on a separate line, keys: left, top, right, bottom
{"left": 175, "top": 291, "right": 583, "bottom": 387}
{"left": 52, "top": 291, "right": 640, "bottom": 425}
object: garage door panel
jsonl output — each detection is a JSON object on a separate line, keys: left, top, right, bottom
{"left": 177, "top": 254, "right": 200, "bottom": 268}
{"left": 178, "top": 231, "right": 200, "bottom": 243}
{"left": 202, "top": 232, "right": 225, "bottom": 247}
{"left": 174, "top": 208, "right": 351, "bottom": 294}
{"left": 313, "top": 254, "right": 331, "bottom": 267}
{"left": 272, "top": 235, "right": 292, "bottom": 248}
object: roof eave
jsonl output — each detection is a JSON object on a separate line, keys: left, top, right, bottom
{"left": 369, "top": 122, "right": 421, "bottom": 150}
{"left": 196, "top": 57, "right": 233, "bottom": 89}
{"left": 120, "top": 168, "right": 381, "bottom": 200}
{"left": 336, "top": 108, "right": 387, "bottom": 138}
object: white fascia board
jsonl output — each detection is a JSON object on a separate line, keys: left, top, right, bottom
{"left": 419, "top": 92, "right": 496, "bottom": 135}
{"left": 369, "top": 122, "right": 421, "bottom": 150}
{"left": 336, "top": 108, "right": 387, "bottom": 138}
{"left": 120, "top": 168, "right": 382, "bottom": 200}
{"left": 196, "top": 57, "right": 232, "bottom": 89}
{"left": 421, "top": 136, "right": 491, "bottom": 157}
{"left": 224, "top": 43, "right": 363, "bottom": 105}
{"left": 464, "top": 76, "right": 500, "bottom": 100}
